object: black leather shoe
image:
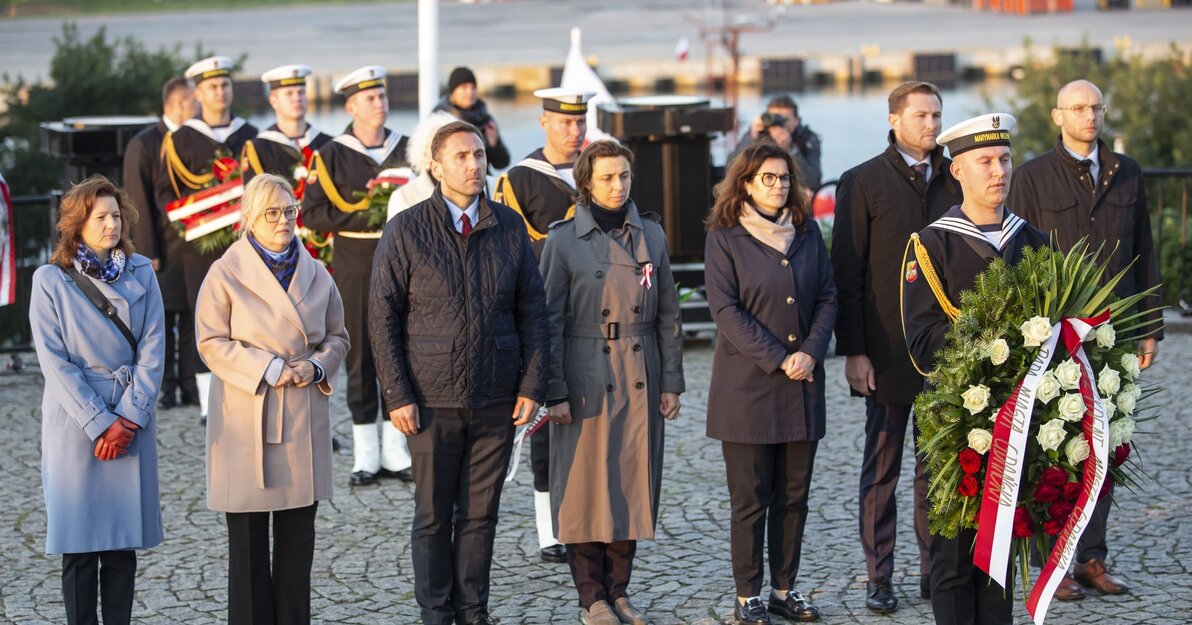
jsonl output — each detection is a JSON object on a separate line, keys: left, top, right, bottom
{"left": 158, "top": 395, "right": 177, "bottom": 410}
{"left": 734, "top": 596, "right": 771, "bottom": 624}
{"left": 540, "top": 544, "right": 567, "bottom": 563}
{"left": 769, "top": 590, "right": 819, "bottom": 622}
{"left": 377, "top": 468, "right": 414, "bottom": 483}
{"left": 349, "top": 470, "right": 378, "bottom": 487}
{"left": 179, "top": 390, "right": 199, "bottom": 407}
{"left": 865, "top": 577, "right": 898, "bottom": 614}
{"left": 332, "top": 436, "right": 342, "bottom": 452}
{"left": 919, "top": 576, "right": 931, "bottom": 600}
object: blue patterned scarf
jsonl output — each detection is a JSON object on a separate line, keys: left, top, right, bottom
{"left": 248, "top": 234, "right": 299, "bottom": 291}
{"left": 75, "top": 245, "right": 126, "bottom": 283}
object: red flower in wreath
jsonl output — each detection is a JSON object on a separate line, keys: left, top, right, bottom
{"left": 1033, "top": 482, "right": 1060, "bottom": 503}
{"left": 1062, "top": 481, "right": 1082, "bottom": 503}
{"left": 1112, "top": 443, "right": 1131, "bottom": 467}
{"left": 1040, "top": 466, "right": 1069, "bottom": 489}
{"left": 1012, "top": 507, "right": 1034, "bottom": 538}
{"left": 1099, "top": 476, "right": 1114, "bottom": 500}
{"left": 957, "top": 474, "right": 979, "bottom": 498}
{"left": 958, "top": 449, "right": 982, "bottom": 475}
{"left": 1048, "top": 501, "right": 1074, "bottom": 524}
{"left": 1043, "top": 517, "right": 1065, "bottom": 536}
{"left": 212, "top": 157, "right": 240, "bottom": 182}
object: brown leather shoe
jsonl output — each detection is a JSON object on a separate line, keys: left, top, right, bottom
{"left": 1053, "top": 574, "right": 1086, "bottom": 601}
{"left": 1073, "top": 558, "right": 1131, "bottom": 594}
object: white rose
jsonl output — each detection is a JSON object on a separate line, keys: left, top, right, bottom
{"left": 1064, "top": 435, "right": 1090, "bottom": 465}
{"left": 1103, "top": 399, "right": 1116, "bottom": 419}
{"left": 1097, "top": 365, "right": 1121, "bottom": 397}
{"left": 1020, "top": 316, "right": 1054, "bottom": 347}
{"left": 968, "top": 428, "right": 994, "bottom": 454}
{"left": 1120, "top": 353, "right": 1141, "bottom": 380}
{"left": 1057, "top": 393, "right": 1086, "bottom": 422}
{"left": 1036, "top": 418, "right": 1068, "bottom": 452}
{"left": 1036, "top": 372, "right": 1062, "bottom": 405}
{"left": 987, "top": 338, "right": 1011, "bottom": 366}
{"left": 293, "top": 165, "right": 309, "bottom": 181}
{"left": 1116, "top": 391, "right": 1137, "bottom": 416}
{"left": 961, "top": 384, "right": 992, "bottom": 415}
{"left": 1054, "top": 359, "right": 1083, "bottom": 390}
{"left": 1121, "top": 383, "right": 1142, "bottom": 402}
{"left": 1094, "top": 323, "right": 1116, "bottom": 349}
{"left": 1109, "top": 418, "right": 1136, "bottom": 448}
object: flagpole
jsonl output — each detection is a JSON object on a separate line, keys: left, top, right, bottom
{"left": 418, "top": 0, "right": 439, "bottom": 119}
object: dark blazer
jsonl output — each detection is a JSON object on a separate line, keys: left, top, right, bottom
{"left": 369, "top": 188, "right": 550, "bottom": 410}
{"left": 831, "top": 132, "right": 963, "bottom": 405}
{"left": 1008, "top": 136, "right": 1162, "bottom": 339}
{"left": 704, "top": 219, "right": 838, "bottom": 444}
{"left": 122, "top": 121, "right": 186, "bottom": 310}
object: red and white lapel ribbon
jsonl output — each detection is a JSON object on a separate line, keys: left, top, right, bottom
{"left": 973, "top": 310, "right": 1111, "bottom": 625}
{"left": 640, "top": 263, "right": 654, "bottom": 289}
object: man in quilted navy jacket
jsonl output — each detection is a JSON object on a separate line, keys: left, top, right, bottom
{"left": 369, "top": 120, "right": 549, "bottom": 625}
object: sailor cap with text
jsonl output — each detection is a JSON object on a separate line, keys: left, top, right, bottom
{"left": 336, "top": 65, "right": 387, "bottom": 98}
{"left": 185, "top": 56, "right": 234, "bottom": 83}
{"left": 533, "top": 87, "right": 596, "bottom": 115}
{"left": 261, "top": 64, "right": 312, "bottom": 90}
{"left": 937, "top": 113, "right": 1016, "bottom": 157}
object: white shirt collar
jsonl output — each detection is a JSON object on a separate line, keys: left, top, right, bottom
{"left": 444, "top": 195, "right": 480, "bottom": 233}
{"left": 896, "top": 147, "right": 931, "bottom": 181}
{"left": 163, "top": 117, "right": 181, "bottom": 133}
{"left": 1062, "top": 141, "right": 1100, "bottom": 182}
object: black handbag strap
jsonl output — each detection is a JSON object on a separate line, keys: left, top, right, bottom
{"left": 62, "top": 266, "right": 138, "bottom": 353}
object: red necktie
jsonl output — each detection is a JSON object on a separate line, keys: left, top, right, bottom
{"left": 460, "top": 213, "right": 472, "bottom": 238}
{"left": 913, "top": 162, "right": 929, "bottom": 181}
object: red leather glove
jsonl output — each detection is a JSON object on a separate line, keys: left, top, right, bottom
{"left": 94, "top": 419, "right": 134, "bottom": 461}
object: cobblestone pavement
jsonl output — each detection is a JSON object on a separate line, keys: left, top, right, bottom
{"left": 2, "top": 334, "right": 1190, "bottom": 624}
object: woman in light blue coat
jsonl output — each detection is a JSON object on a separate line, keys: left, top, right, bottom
{"left": 29, "top": 175, "right": 164, "bottom": 625}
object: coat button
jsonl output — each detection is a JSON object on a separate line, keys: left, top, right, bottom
{"left": 786, "top": 296, "right": 795, "bottom": 305}
{"left": 602, "top": 309, "right": 611, "bottom": 317}
{"left": 596, "top": 271, "right": 604, "bottom": 279}
{"left": 787, "top": 334, "right": 797, "bottom": 342}
{"left": 781, "top": 259, "right": 790, "bottom": 267}
{"left": 635, "top": 381, "right": 645, "bottom": 390}
{"left": 635, "top": 267, "right": 642, "bottom": 275}
{"left": 633, "top": 344, "right": 642, "bottom": 352}
{"left": 633, "top": 305, "right": 642, "bottom": 314}
{"left": 606, "top": 384, "right": 614, "bottom": 392}
{"left": 603, "top": 346, "right": 611, "bottom": 354}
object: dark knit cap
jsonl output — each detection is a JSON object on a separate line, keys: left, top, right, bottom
{"left": 448, "top": 67, "right": 477, "bottom": 94}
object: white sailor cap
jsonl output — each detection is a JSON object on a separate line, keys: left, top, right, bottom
{"left": 261, "top": 64, "right": 312, "bottom": 90}
{"left": 336, "top": 65, "right": 387, "bottom": 98}
{"left": 937, "top": 113, "right": 1017, "bottom": 157}
{"left": 185, "top": 56, "right": 234, "bottom": 83}
{"left": 533, "top": 87, "right": 596, "bottom": 115}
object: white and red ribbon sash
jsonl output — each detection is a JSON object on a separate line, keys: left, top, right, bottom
{"left": 505, "top": 408, "right": 549, "bottom": 483}
{"left": 640, "top": 262, "right": 654, "bottom": 289}
{"left": 166, "top": 179, "right": 243, "bottom": 222}
{"left": 972, "top": 310, "right": 1111, "bottom": 625}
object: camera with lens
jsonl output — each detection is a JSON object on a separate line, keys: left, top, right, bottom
{"left": 759, "top": 112, "right": 787, "bottom": 129}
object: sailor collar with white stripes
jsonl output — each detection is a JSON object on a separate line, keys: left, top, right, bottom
{"left": 927, "top": 205, "right": 1027, "bottom": 253}
{"left": 182, "top": 117, "right": 247, "bottom": 144}
{"left": 333, "top": 129, "right": 402, "bottom": 165}
{"left": 514, "top": 150, "right": 576, "bottom": 189}
{"left": 256, "top": 124, "right": 322, "bottom": 150}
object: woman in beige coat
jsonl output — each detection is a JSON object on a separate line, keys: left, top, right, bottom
{"left": 196, "top": 174, "right": 349, "bottom": 625}
{"left": 542, "top": 141, "right": 685, "bottom": 625}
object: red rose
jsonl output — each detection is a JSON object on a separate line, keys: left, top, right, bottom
{"left": 1040, "top": 466, "right": 1069, "bottom": 489}
{"left": 1043, "top": 518, "right": 1065, "bottom": 535}
{"left": 958, "top": 449, "right": 983, "bottom": 475}
{"left": 1112, "top": 443, "right": 1131, "bottom": 467}
{"left": 1033, "top": 482, "right": 1060, "bottom": 503}
{"left": 1062, "top": 481, "right": 1083, "bottom": 503}
{"left": 1099, "top": 476, "right": 1114, "bottom": 500}
{"left": 1049, "top": 501, "right": 1074, "bottom": 523}
{"left": 958, "top": 475, "right": 980, "bottom": 497}
{"left": 1012, "top": 507, "right": 1034, "bottom": 538}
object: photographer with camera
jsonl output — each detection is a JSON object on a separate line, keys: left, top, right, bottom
{"left": 732, "top": 95, "right": 823, "bottom": 192}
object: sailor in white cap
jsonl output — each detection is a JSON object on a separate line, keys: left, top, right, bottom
{"left": 301, "top": 65, "right": 412, "bottom": 487}
{"left": 156, "top": 55, "right": 258, "bottom": 426}
{"left": 491, "top": 86, "right": 594, "bottom": 565}
{"left": 900, "top": 113, "right": 1047, "bottom": 625}
{"left": 241, "top": 64, "right": 332, "bottom": 189}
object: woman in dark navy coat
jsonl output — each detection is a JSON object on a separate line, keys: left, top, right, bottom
{"left": 705, "top": 143, "right": 837, "bottom": 624}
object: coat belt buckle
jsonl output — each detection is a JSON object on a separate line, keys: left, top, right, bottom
{"left": 604, "top": 322, "right": 620, "bottom": 340}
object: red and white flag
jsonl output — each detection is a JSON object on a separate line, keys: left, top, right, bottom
{"left": 0, "top": 174, "right": 15, "bottom": 307}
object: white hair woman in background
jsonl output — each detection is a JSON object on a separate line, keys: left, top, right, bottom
{"left": 388, "top": 112, "right": 499, "bottom": 220}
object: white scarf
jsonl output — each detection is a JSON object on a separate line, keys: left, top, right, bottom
{"left": 738, "top": 202, "right": 796, "bottom": 254}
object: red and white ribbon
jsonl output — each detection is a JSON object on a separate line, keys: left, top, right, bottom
{"left": 640, "top": 263, "right": 654, "bottom": 289}
{"left": 972, "top": 310, "right": 1111, "bottom": 625}
{"left": 505, "top": 408, "right": 549, "bottom": 483}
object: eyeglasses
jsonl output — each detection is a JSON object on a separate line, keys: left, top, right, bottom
{"left": 754, "top": 172, "right": 794, "bottom": 188}
{"left": 1056, "top": 104, "right": 1108, "bottom": 115}
{"left": 263, "top": 204, "right": 300, "bottom": 223}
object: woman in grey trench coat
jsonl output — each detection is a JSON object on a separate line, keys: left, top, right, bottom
{"left": 197, "top": 174, "right": 349, "bottom": 625}
{"left": 30, "top": 175, "right": 165, "bottom": 625}
{"left": 704, "top": 143, "right": 837, "bottom": 624}
{"left": 541, "top": 141, "right": 685, "bottom": 625}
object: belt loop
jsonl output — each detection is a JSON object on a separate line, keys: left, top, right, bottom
{"left": 605, "top": 322, "right": 620, "bottom": 340}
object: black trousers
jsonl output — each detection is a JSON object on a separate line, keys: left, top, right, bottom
{"left": 722, "top": 440, "right": 818, "bottom": 597}
{"left": 181, "top": 245, "right": 217, "bottom": 375}
{"left": 160, "top": 309, "right": 199, "bottom": 401}
{"left": 334, "top": 269, "right": 379, "bottom": 425}
{"left": 859, "top": 399, "right": 932, "bottom": 579}
{"left": 61, "top": 550, "right": 137, "bottom": 625}
{"left": 567, "top": 540, "right": 637, "bottom": 609}
{"left": 930, "top": 529, "right": 1013, "bottom": 625}
{"left": 1076, "top": 495, "right": 1111, "bottom": 563}
{"left": 408, "top": 403, "right": 516, "bottom": 625}
{"left": 225, "top": 503, "right": 318, "bottom": 625}
{"left": 530, "top": 422, "right": 550, "bottom": 492}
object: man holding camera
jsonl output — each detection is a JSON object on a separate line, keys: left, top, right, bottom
{"left": 732, "top": 94, "right": 822, "bottom": 191}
